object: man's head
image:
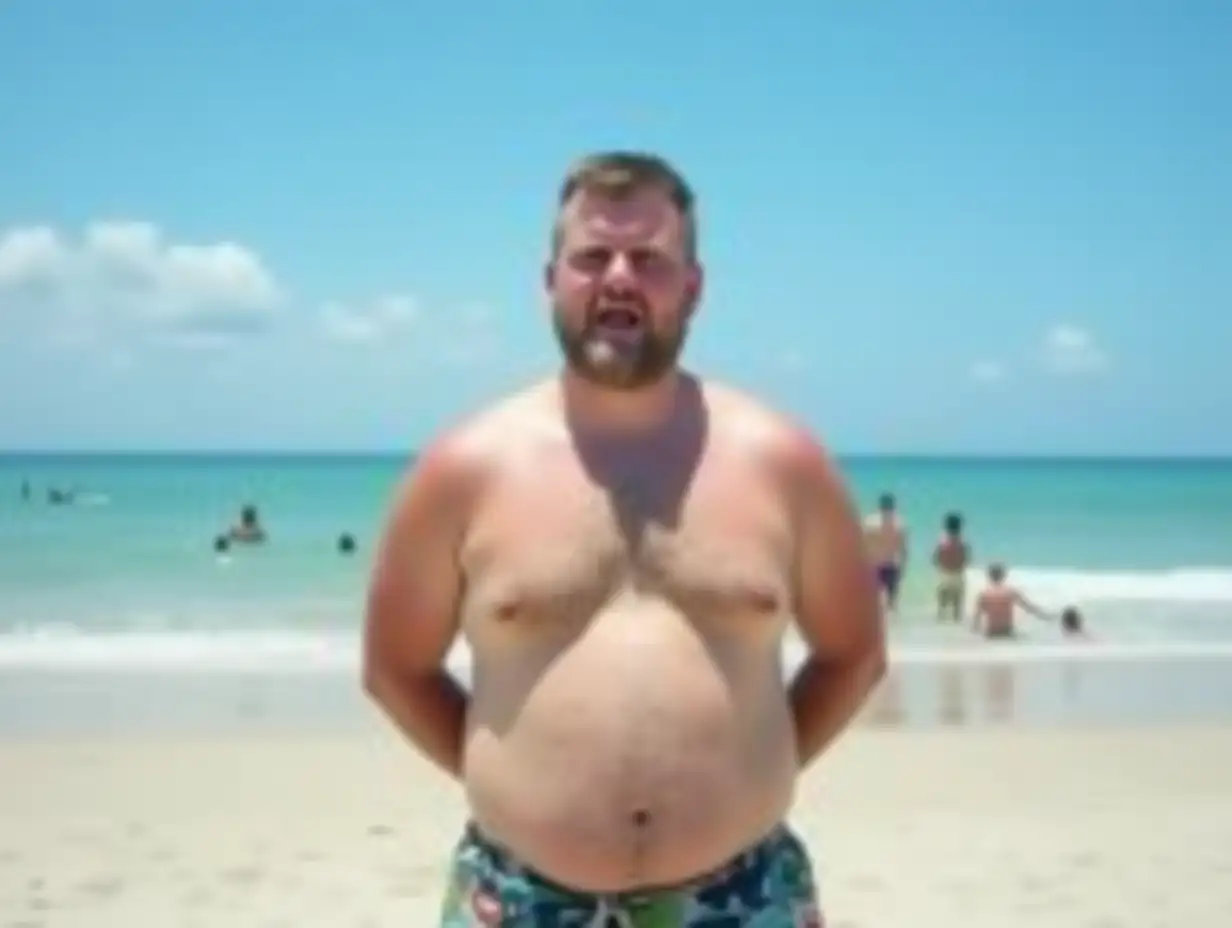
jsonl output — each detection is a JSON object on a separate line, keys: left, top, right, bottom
{"left": 943, "top": 512, "right": 963, "bottom": 536}
{"left": 878, "top": 493, "right": 896, "bottom": 514}
{"left": 545, "top": 151, "right": 703, "bottom": 390}
{"left": 987, "top": 562, "right": 1007, "bottom": 583}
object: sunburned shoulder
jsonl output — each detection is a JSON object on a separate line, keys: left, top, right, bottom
{"left": 417, "top": 376, "right": 836, "bottom": 483}
{"left": 979, "top": 584, "right": 1017, "bottom": 601}
{"left": 412, "top": 380, "right": 565, "bottom": 474}
{"left": 382, "top": 384, "right": 562, "bottom": 534}
{"left": 698, "top": 378, "right": 835, "bottom": 476}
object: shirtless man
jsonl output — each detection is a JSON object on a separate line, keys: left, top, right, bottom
{"left": 971, "top": 563, "right": 1053, "bottom": 639}
{"left": 362, "top": 152, "right": 886, "bottom": 926}
{"left": 931, "top": 512, "right": 970, "bottom": 622}
{"left": 864, "top": 493, "right": 908, "bottom": 613}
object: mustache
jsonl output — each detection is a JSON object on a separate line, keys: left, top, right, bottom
{"left": 587, "top": 292, "right": 649, "bottom": 319}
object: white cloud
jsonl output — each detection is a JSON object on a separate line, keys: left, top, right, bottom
{"left": 0, "top": 226, "right": 63, "bottom": 289}
{"left": 0, "top": 221, "right": 284, "bottom": 339}
{"left": 969, "top": 359, "right": 1007, "bottom": 382}
{"left": 319, "top": 294, "right": 417, "bottom": 344}
{"left": 1042, "top": 323, "right": 1109, "bottom": 376}
{"left": 319, "top": 296, "right": 506, "bottom": 370}
{"left": 0, "top": 218, "right": 507, "bottom": 384}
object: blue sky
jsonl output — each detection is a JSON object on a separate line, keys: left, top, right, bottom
{"left": 1, "top": 1, "right": 1228, "bottom": 455}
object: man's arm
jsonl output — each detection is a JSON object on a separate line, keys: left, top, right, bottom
{"left": 970, "top": 593, "right": 984, "bottom": 632}
{"left": 781, "top": 432, "right": 887, "bottom": 769}
{"left": 361, "top": 436, "right": 480, "bottom": 780}
{"left": 1013, "top": 589, "right": 1053, "bottom": 622}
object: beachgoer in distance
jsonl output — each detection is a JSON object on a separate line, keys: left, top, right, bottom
{"left": 864, "top": 492, "right": 908, "bottom": 613}
{"left": 932, "top": 511, "right": 970, "bottom": 622}
{"left": 361, "top": 151, "right": 885, "bottom": 926}
{"left": 1060, "top": 606, "right": 1091, "bottom": 639}
{"left": 47, "top": 486, "right": 74, "bottom": 505}
{"left": 227, "top": 504, "right": 266, "bottom": 544}
{"left": 971, "top": 562, "right": 1054, "bottom": 639}
{"left": 337, "top": 532, "right": 356, "bottom": 555}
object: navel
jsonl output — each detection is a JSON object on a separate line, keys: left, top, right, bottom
{"left": 492, "top": 600, "right": 521, "bottom": 623}
{"left": 743, "top": 587, "right": 783, "bottom": 615}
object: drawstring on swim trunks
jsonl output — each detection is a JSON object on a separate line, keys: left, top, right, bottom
{"left": 588, "top": 896, "right": 634, "bottom": 928}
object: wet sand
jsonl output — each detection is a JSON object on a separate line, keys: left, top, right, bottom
{"left": 6, "top": 651, "right": 1232, "bottom": 737}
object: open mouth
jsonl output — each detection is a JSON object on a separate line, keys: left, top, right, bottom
{"left": 595, "top": 306, "right": 643, "bottom": 332}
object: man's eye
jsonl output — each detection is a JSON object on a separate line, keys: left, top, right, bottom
{"left": 572, "top": 248, "right": 611, "bottom": 269}
{"left": 631, "top": 250, "right": 670, "bottom": 274}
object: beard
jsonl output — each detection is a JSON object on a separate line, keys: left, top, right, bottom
{"left": 552, "top": 300, "right": 688, "bottom": 390}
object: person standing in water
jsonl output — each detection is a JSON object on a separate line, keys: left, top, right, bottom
{"left": 971, "top": 562, "right": 1054, "bottom": 639}
{"left": 932, "top": 512, "right": 970, "bottom": 622}
{"left": 227, "top": 504, "right": 267, "bottom": 544}
{"left": 864, "top": 492, "right": 908, "bottom": 614}
{"left": 362, "top": 151, "right": 885, "bottom": 926}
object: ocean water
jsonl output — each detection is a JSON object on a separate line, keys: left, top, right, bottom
{"left": 2, "top": 453, "right": 1232, "bottom": 674}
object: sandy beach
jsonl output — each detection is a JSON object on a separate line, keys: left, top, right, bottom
{"left": 3, "top": 717, "right": 1232, "bottom": 927}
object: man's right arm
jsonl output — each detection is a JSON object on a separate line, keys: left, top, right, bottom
{"left": 361, "top": 435, "right": 479, "bottom": 780}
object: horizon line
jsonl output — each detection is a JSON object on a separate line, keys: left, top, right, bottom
{"left": 3, "top": 449, "right": 1232, "bottom": 463}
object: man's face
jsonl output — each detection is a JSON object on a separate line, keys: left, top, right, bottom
{"left": 546, "top": 186, "right": 702, "bottom": 389}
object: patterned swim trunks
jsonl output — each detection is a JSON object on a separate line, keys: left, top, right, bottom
{"left": 439, "top": 821, "right": 823, "bottom": 927}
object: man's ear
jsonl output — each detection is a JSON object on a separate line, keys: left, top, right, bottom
{"left": 683, "top": 264, "right": 704, "bottom": 319}
{"left": 543, "top": 260, "right": 555, "bottom": 293}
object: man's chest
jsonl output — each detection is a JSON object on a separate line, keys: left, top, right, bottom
{"left": 458, "top": 459, "right": 795, "bottom": 627}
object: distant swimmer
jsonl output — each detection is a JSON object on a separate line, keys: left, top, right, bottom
{"left": 864, "top": 492, "right": 908, "bottom": 613}
{"left": 931, "top": 511, "right": 970, "bottom": 623}
{"left": 47, "top": 487, "right": 75, "bottom": 506}
{"left": 213, "top": 534, "right": 231, "bottom": 554}
{"left": 971, "top": 562, "right": 1054, "bottom": 639}
{"left": 20, "top": 480, "right": 31, "bottom": 501}
{"left": 227, "top": 504, "right": 267, "bottom": 544}
{"left": 1060, "top": 606, "right": 1091, "bottom": 640}
{"left": 337, "top": 532, "right": 356, "bottom": 554}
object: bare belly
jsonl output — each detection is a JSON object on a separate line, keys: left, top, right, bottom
{"left": 461, "top": 599, "right": 798, "bottom": 892}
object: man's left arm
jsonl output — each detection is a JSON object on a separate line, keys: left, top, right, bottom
{"left": 1014, "top": 589, "right": 1054, "bottom": 622}
{"left": 781, "top": 432, "right": 888, "bottom": 769}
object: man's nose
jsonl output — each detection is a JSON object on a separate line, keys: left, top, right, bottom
{"left": 600, "top": 252, "right": 638, "bottom": 287}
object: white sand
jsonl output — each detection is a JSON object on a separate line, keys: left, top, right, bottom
{"left": 3, "top": 722, "right": 1232, "bottom": 926}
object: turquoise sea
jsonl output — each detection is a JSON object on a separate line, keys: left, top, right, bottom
{"left": 3, "top": 453, "right": 1232, "bottom": 675}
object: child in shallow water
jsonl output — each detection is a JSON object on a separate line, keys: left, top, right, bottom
{"left": 1060, "top": 606, "right": 1090, "bottom": 639}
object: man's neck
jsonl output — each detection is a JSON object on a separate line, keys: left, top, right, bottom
{"left": 560, "top": 368, "right": 681, "bottom": 437}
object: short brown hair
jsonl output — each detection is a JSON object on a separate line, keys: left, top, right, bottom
{"left": 553, "top": 151, "right": 698, "bottom": 259}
